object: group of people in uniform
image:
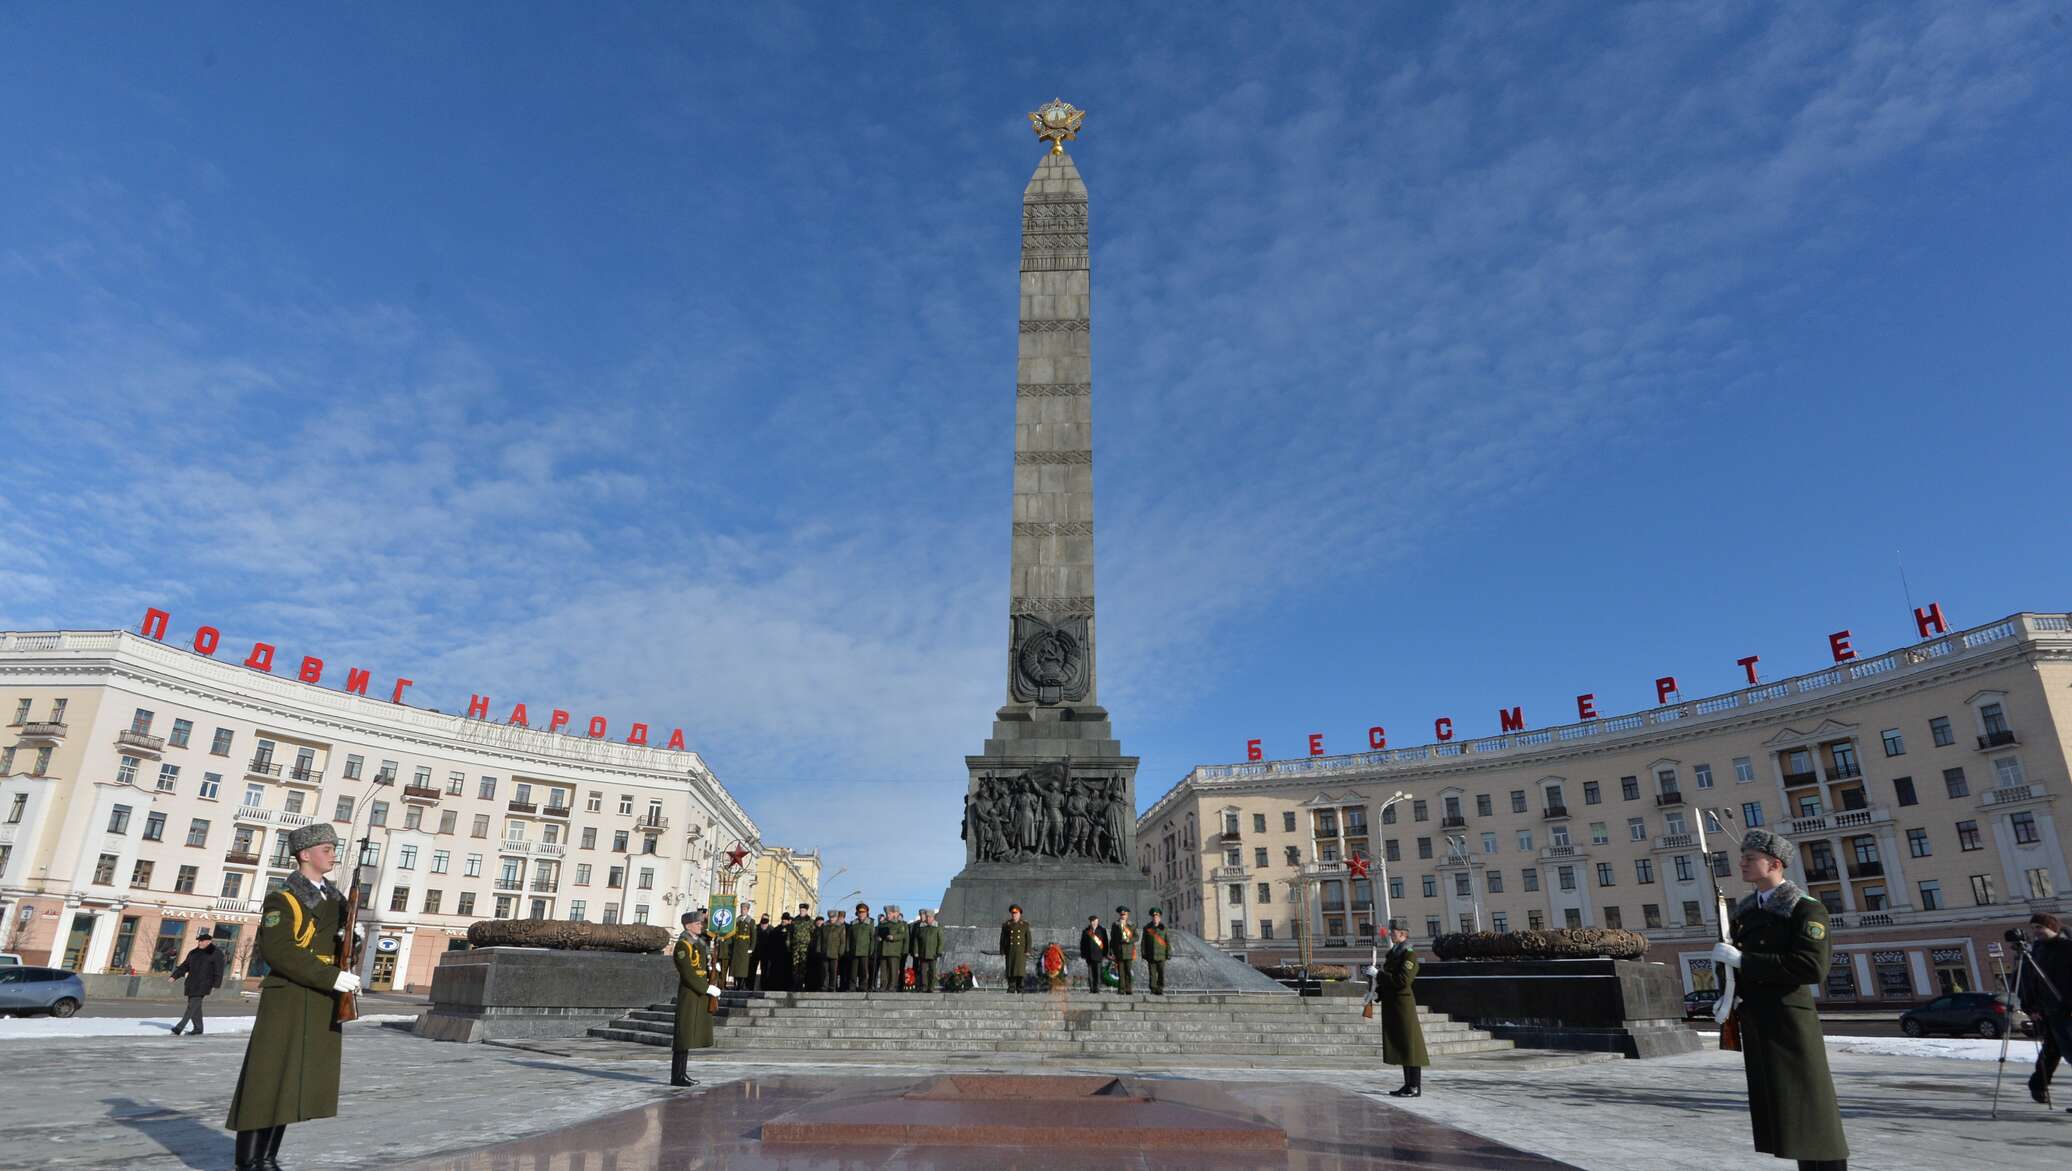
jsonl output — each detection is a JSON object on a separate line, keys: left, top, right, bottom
{"left": 703, "top": 902, "right": 948, "bottom": 994}
{"left": 232, "top": 818, "right": 2022, "bottom": 1171}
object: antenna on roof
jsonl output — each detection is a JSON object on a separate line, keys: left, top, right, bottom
{"left": 1897, "top": 549, "right": 1916, "bottom": 623}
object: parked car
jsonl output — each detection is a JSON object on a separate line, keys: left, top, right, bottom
{"left": 1683, "top": 988, "right": 1723, "bottom": 1019}
{"left": 1899, "top": 992, "right": 2028, "bottom": 1039}
{"left": 0, "top": 966, "right": 85, "bottom": 1017}
{"left": 0, "top": 953, "right": 22, "bottom": 966}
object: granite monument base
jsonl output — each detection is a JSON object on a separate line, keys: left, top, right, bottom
{"left": 415, "top": 947, "right": 678, "bottom": 1043}
{"left": 1411, "top": 957, "right": 1699, "bottom": 1058}
{"left": 936, "top": 862, "right": 1157, "bottom": 933}
{"left": 933, "top": 924, "right": 1286, "bottom": 993}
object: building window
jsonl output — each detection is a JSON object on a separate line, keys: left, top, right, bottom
{"left": 1879, "top": 728, "right": 1905, "bottom": 757}
{"left": 1919, "top": 880, "right": 1942, "bottom": 910}
{"left": 1595, "top": 862, "right": 1615, "bottom": 887}
{"left": 1656, "top": 768, "right": 1679, "bottom": 796}
{"left": 1942, "top": 768, "right": 1968, "bottom": 799}
{"left": 334, "top": 795, "right": 355, "bottom": 823}
{"left": 197, "top": 772, "right": 219, "bottom": 800}
{"left": 1282, "top": 811, "right": 1297, "bottom": 832}
{"left": 637, "top": 867, "right": 654, "bottom": 890}
{"left": 618, "top": 794, "right": 634, "bottom": 816}
{"left": 1861, "top": 885, "right": 1887, "bottom": 912}
{"left": 1481, "top": 830, "right": 1498, "bottom": 853}
{"left": 1602, "top": 906, "right": 1622, "bottom": 929}
{"left": 431, "top": 849, "right": 450, "bottom": 873}
{"left": 1981, "top": 702, "right": 2011, "bottom": 736}
{"left": 1409, "top": 800, "right": 1427, "bottom": 822}
{"left": 2027, "top": 869, "right": 2055, "bottom": 899}
{"left": 107, "top": 805, "right": 133, "bottom": 834}
{"left": 1557, "top": 867, "right": 1576, "bottom": 892}
{"left": 464, "top": 854, "right": 482, "bottom": 877}
{"left": 32, "top": 746, "right": 51, "bottom": 776}
{"left": 1544, "top": 784, "right": 1564, "bottom": 811}
{"left": 165, "top": 718, "right": 192, "bottom": 748}
{"left": 284, "top": 790, "right": 304, "bottom": 814}
{"left": 1251, "top": 812, "right": 1266, "bottom": 834}
{"left": 1254, "top": 847, "right": 1268, "bottom": 868}
{"left": 438, "top": 809, "right": 457, "bottom": 834}
{"left": 221, "top": 871, "right": 245, "bottom": 899}
{"left": 1516, "top": 830, "right": 1533, "bottom": 852}
{"left": 1522, "top": 868, "right": 1539, "bottom": 892}
{"left": 388, "top": 887, "right": 410, "bottom": 912}
{"left": 1681, "top": 900, "right": 1703, "bottom": 925}
{"left": 149, "top": 763, "right": 181, "bottom": 793}
{"left": 1970, "top": 874, "right": 1996, "bottom": 905}
{"left": 397, "top": 844, "right": 418, "bottom": 870}
{"left": 1673, "top": 855, "right": 1695, "bottom": 883}
{"left": 586, "top": 791, "right": 603, "bottom": 813}
{"left": 1732, "top": 757, "right": 1756, "bottom": 783}
{"left": 1635, "top": 859, "right": 1655, "bottom": 884}
{"left": 130, "top": 859, "right": 154, "bottom": 889}
{"left": 607, "top": 866, "right": 625, "bottom": 889}
{"left": 404, "top": 805, "right": 423, "bottom": 831}
{"left": 1222, "top": 882, "right": 1242, "bottom": 907}
{"left": 1415, "top": 837, "right": 1432, "bottom": 860}
{"left": 1471, "top": 793, "right": 1490, "bottom": 818}
{"left": 1420, "top": 875, "right": 1437, "bottom": 898}
{"left": 612, "top": 830, "right": 629, "bottom": 852}
{"left": 1550, "top": 823, "right": 1570, "bottom": 847}
{"left": 564, "top": 899, "right": 585, "bottom": 921}
{"left": 142, "top": 811, "right": 166, "bottom": 841}
{"left": 1588, "top": 822, "right": 1608, "bottom": 846}
{"left": 1994, "top": 756, "right": 2026, "bottom": 789}
{"left": 369, "top": 802, "right": 389, "bottom": 827}
{"left": 8, "top": 698, "right": 27, "bottom": 724}
{"left": 2012, "top": 812, "right": 2041, "bottom": 845}
{"left": 1510, "top": 790, "right": 1527, "bottom": 813}
{"left": 173, "top": 865, "right": 198, "bottom": 893}
{"left": 580, "top": 827, "right": 597, "bottom": 850}
{"left": 1957, "top": 820, "right": 1983, "bottom": 851}
{"left": 1689, "top": 764, "right": 1711, "bottom": 790}
{"left": 1420, "top": 916, "right": 1439, "bottom": 938}
{"left": 1527, "top": 910, "right": 1544, "bottom": 930}
{"left": 1907, "top": 828, "right": 1932, "bottom": 857}
{"left": 1620, "top": 776, "right": 1639, "bottom": 801}
{"left": 1583, "top": 781, "right": 1601, "bottom": 805}
{"left": 340, "top": 754, "right": 363, "bottom": 781}
{"left": 114, "top": 755, "right": 140, "bottom": 786}
{"left": 1257, "top": 881, "right": 1273, "bottom": 903}
{"left": 575, "top": 863, "right": 592, "bottom": 885}
{"left": 424, "top": 890, "right": 443, "bottom": 914}
{"left": 1929, "top": 716, "right": 1954, "bottom": 747}
{"left": 472, "top": 815, "right": 490, "bottom": 838}
{"left": 1642, "top": 904, "right": 1662, "bottom": 929}
{"left": 457, "top": 892, "right": 477, "bottom": 916}
{"left": 477, "top": 776, "right": 496, "bottom": 800}
{"left": 5, "top": 793, "right": 24, "bottom": 824}
{"left": 185, "top": 819, "right": 210, "bottom": 847}
{"left": 242, "top": 782, "right": 264, "bottom": 808}
{"left": 93, "top": 853, "right": 119, "bottom": 884}
{"left": 1563, "top": 908, "right": 1583, "bottom": 928}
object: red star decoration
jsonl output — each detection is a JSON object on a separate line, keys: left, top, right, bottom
{"left": 1347, "top": 854, "right": 1371, "bottom": 879}
{"left": 724, "top": 844, "right": 750, "bottom": 870}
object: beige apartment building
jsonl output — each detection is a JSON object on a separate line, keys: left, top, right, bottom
{"left": 0, "top": 629, "right": 769, "bottom": 993}
{"left": 747, "top": 846, "right": 821, "bottom": 922}
{"left": 1139, "top": 611, "right": 2070, "bottom": 1006}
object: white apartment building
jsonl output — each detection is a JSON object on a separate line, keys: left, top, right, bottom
{"left": 1140, "top": 611, "right": 2070, "bottom": 1006}
{"left": 0, "top": 629, "right": 763, "bottom": 992}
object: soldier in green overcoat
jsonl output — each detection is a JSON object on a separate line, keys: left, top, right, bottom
{"left": 1712, "top": 830, "right": 1850, "bottom": 1170}
{"left": 1375, "top": 927, "right": 1429, "bottom": 1096}
{"left": 669, "top": 909, "right": 714, "bottom": 1087}
{"left": 787, "top": 902, "right": 814, "bottom": 993}
{"left": 846, "top": 903, "right": 876, "bottom": 991}
{"left": 876, "top": 908, "right": 910, "bottom": 991}
{"left": 725, "top": 917, "right": 757, "bottom": 989}
{"left": 908, "top": 909, "right": 944, "bottom": 991}
{"left": 1142, "top": 908, "right": 1172, "bottom": 995}
{"left": 225, "top": 822, "right": 359, "bottom": 1171}
{"left": 1109, "top": 906, "right": 1138, "bottom": 994}
{"left": 1000, "top": 904, "right": 1031, "bottom": 993}
{"left": 816, "top": 910, "right": 848, "bottom": 991}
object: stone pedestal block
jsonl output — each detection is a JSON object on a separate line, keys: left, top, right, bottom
{"left": 1411, "top": 957, "right": 1699, "bottom": 1058}
{"left": 414, "top": 946, "right": 678, "bottom": 1043}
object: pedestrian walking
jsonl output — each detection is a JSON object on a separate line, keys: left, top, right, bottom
{"left": 169, "top": 929, "right": 225, "bottom": 1036}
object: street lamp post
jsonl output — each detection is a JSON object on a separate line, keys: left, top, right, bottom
{"left": 1374, "top": 791, "right": 1413, "bottom": 933}
{"left": 1445, "top": 833, "right": 1484, "bottom": 932}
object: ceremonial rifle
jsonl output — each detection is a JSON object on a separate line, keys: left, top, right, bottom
{"left": 1349, "top": 854, "right": 1379, "bottom": 1019}
{"left": 1696, "top": 807, "right": 1738, "bottom": 1051}
{"left": 335, "top": 869, "right": 362, "bottom": 1024}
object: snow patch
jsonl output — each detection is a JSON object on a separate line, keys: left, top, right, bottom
{"left": 0, "top": 1014, "right": 415, "bottom": 1041}
{"left": 1698, "top": 1031, "right": 2043, "bottom": 1063}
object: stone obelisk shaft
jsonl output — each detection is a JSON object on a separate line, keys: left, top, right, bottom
{"left": 1006, "top": 151, "right": 1100, "bottom": 713}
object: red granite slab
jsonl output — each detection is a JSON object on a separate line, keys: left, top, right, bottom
{"left": 761, "top": 1073, "right": 1285, "bottom": 1148}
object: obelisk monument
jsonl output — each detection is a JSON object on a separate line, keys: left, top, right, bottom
{"left": 938, "top": 99, "right": 1157, "bottom": 930}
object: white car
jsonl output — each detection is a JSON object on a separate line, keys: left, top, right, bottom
{"left": 0, "top": 954, "right": 22, "bottom": 967}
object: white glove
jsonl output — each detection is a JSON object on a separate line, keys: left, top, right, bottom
{"left": 332, "top": 971, "right": 363, "bottom": 995}
{"left": 1363, "top": 964, "right": 1379, "bottom": 978}
{"left": 1710, "top": 942, "right": 1742, "bottom": 970}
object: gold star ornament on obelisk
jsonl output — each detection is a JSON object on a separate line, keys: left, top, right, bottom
{"left": 1029, "top": 98, "right": 1085, "bottom": 154}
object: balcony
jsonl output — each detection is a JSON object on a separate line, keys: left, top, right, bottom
{"left": 1847, "top": 861, "right": 1884, "bottom": 879}
{"left": 1541, "top": 805, "right": 1569, "bottom": 820}
{"left": 1978, "top": 729, "right": 2018, "bottom": 750}
{"left": 233, "top": 805, "right": 273, "bottom": 824}
{"left": 283, "top": 766, "right": 324, "bottom": 788}
{"left": 535, "top": 842, "right": 566, "bottom": 858}
{"left": 18, "top": 721, "right": 66, "bottom": 741}
{"left": 1539, "top": 844, "right": 1579, "bottom": 861}
{"left": 494, "top": 879, "right": 524, "bottom": 892}
{"left": 1983, "top": 784, "right": 2038, "bottom": 807}
{"left": 1785, "top": 805, "right": 1894, "bottom": 836}
{"left": 402, "top": 785, "right": 442, "bottom": 804}
{"left": 246, "top": 759, "right": 283, "bottom": 780}
{"left": 1440, "top": 815, "right": 1467, "bottom": 830}
{"left": 1781, "top": 771, "right": 1819, "bottom": 788}
{"left": 1805, "top": 866, "right": 1841, "bottom": 883}
{"left": 497, "top": 839, "right": 534, "bottom": 855}
{"left": 276, "top": 811, "right": 314, "bottom": 829}
{"left": 212, "top": 898, "right": 257, "bottom": 915}
{"left": 506, "top": 800, "right": 538, "bottom": 815}
{"left": 1655, "top": 791, "right": 1686, "bottom": 808}
{"left": 1855, "top": 912, "right": 1894, "bottom": 928}
{"left": 529, "top": 880, "right": 557, "bottom": 893}
{"left": 1219, "top": 829, "right": 1243, "bottom": 843}
{"left": 1655, "top": 832, "right": 1696, "bottom": 850}
{"left": 635, "top": 816, "right": 669, "bottom": 834}
{"left": 1827, "top": 761, "right": 1862, "bottom": 780}
{"left": 116, "top": 730, "right": 166, "bottom": 756}
{"left": 1209, "top": 865, "right": 1247, "bottom": 881}
{"left": 541, "top": 804, "right": 571, "bottom": 818}
{"left": 223, "top": 850, "right": 262, "bottom": 867}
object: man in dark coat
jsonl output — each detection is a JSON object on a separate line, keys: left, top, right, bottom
{"left": 1079, "top": 914, "right": 1108, "bottom": 993}
{"left": 805, "top": 914, "right": 827, "bottom": 991}
{"left": 999, "top": 904, "right": 1031, "bottom": 993}
{"left": 1372, "top": 927, "right": 1429, "bottom": 1096}
{"left": 1712, "top": 829, "right": 1849, "bottom": 1171}
{"left": 2021, "top": 911, "right": 2072, "bottom": 1109}
{"left": 760, "top": 914, "right": 792, "bottom": 991}
{"left": 1142, "top": 908, "right": 1172, "bottom": 995}
{"left": 226, "top": 822, "right": 359, "bottom": 1171}
{"left": 669, "top": 909, "right": 714, "bottom": 1087}
{"left": 846, "top": 904, "right": 876, "bottom": 991}
{"left": 169, "top": 929, "right": 225, "bottom": 1036}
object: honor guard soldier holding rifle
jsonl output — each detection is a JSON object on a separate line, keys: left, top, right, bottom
{"left": 669, "top": 910, "right": 715, "bottom": 1088}
{"left": 1000, "top": 904, "right": 1031, "bottom": 992}
{"left": 1375, "top": 927, "right": 1429, "bottom": 1097}
{"left": 1109, "top": 907, "right": 1137, "bottom": 994}
{"left": 1142, "top": 908, "right": 1171, "bottom": 995}
{"left": 1711, "top": 828, "right": 1850, "bottom": 1171}
{"left": 226, "top": 822, "right": 359, "bottom": 1171}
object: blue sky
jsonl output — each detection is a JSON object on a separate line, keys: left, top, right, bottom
{"left": 4, "top": 4, "right": 2069, "bottom": 915}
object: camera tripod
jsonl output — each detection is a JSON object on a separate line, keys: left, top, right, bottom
{"left": 1990, "top": 934, "right": 2064, "bottom": 1120}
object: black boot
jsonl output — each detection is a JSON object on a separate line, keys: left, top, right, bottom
{"left": 1389, "top": 1066, "right": 1422, "bottom": 1097}
{"left": 2030, "top": 1073, "right": 2052, "bottom": 1105}
{"left": 261, "top": 1124, "right": 285, "bottom": 1170}
{"left": 233, "top": 1129, "right": 261, "bottom": 1171}
{"left": 670, "top": 1049, "right": 696, "bottom": 1087}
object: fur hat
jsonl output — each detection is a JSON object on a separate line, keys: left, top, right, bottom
{"left": 1740, "top": 828, "right": 1796, "bottom": 867}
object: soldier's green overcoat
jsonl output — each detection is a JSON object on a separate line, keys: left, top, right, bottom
{"left": 672, "top": 931, "right": 715, "bottom": 1049}
{"left": 1000, "top": 917, "right": 1031, "bottom": 988}
{"left": 226, "top": 878, "right": 345, "bottom": 1130}
{"left": 787, "top": 916, "right": 814, "bottom": 969}
{"left": 876, "top": 918, "right": 910, "bottom": 986}
{"left": 726, "top": 923, "right": 756, "bottom": 979}
{"left": 846, "top": 916, "right": 877, "bottom": 962}
{"left": 1378, "top": 944, "right": 1429, "bottom": 1068}
{"left": 909, "top": 923, "right": 944, "bottom": 961}
{"left": 1142, "top": 924, "right": 1172, "bottom": 962}
{"left": 817, "top": 919, "right": 849, "bottom": 959}
{"left": 1730, "top": 884, "right": 1848, "bottom": 1162}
